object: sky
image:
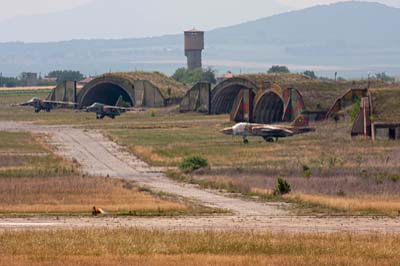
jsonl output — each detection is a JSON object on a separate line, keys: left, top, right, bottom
{"left": 0, "top": 0, "right": 399, "bottom": 21}
{"left": 0, "top": 0, "right": 92, "bottom": 21}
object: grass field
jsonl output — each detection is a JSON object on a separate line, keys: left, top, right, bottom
{"left": 0, "top": 131, "right": 77, "bottom": 178}
{"left": 0, "top": 129, "right": 189, "bottom": 216}
{"left": 0, "top": 229, "right": 399, "bottom": 266}
{"left": 2, "top": 90, "right": 400, "bottom": 215}
{"left": 0, "top": 176, "right": 186, "bottom": 216}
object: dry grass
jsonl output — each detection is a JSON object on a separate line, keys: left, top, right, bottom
{"left": 2, "top": 255, "right": 398, "bottom": 266}
{"left": 107, "top": 114, "right": 400, "bottom": 215}
{"left": 371, "top": 88, "right": 400, "bottom": 123}
{"left": 286, "top": 193, "right": 400, "bottom": 216}
{"left": 0, "top": 229, "right": 399, "bottom": 266}
{"left": 104, "top": 71, "right": 189, "bottom": 98}
{"left": 0, "top": 132, "right": 78, "bottom": 178}
{"left": 0, "top": 86, "right": 53, "bottom": 91}
{"left": 110, "top": 119, "right": 400, "bottom": 178}
{"left": 0, "top": 132, "right": 45, "bottom": 153}
{"left": 0, "top": 176, "right": 185, "bottom": 215}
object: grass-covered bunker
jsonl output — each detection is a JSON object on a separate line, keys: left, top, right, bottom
{"left": 49, "top": 72, "right": 188, "bottom": 108}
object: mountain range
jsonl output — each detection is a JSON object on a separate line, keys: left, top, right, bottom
{"left": 1, "top": 1, "right": 399, "bottom": 78}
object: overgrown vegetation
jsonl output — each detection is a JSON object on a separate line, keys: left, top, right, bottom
{"left": 47, "top": 70, "right": 85, "bottom": 84}
{"left": 274, "top": 178, "right": 291, "bottom": 195}
{"left": 172, "top": 67, "right": 216, "bottom": 85}
{"left": 348, "top": 99, "right": 361, "bottom": 121}
{"left": 179, "top": 155, "right": 209, "bottom": 173}
{"left": 303, "top": 70, "right": 317, "bottom": 79}
{"left": 375, "top": 72, "right": 395, "bottom": 83}
{"left": 267, "top": 65, "right": 290, "bottom": 73}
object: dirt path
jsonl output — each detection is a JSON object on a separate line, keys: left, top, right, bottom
{"left": 1, "top": 121, "right": 400, "bottom": 233}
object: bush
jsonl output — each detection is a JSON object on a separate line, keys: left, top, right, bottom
{"left": 274, "top": 178, "right": 291, "bottom": 195}
{"left": 348, "top": 99, "right": 361, "bottom": 122}
{"left": 303, "top": 70, "right": 317, "bottom": 79}
{"left": 302, "top": 165, "right": 312, "bottom": 178}
{"left": 47, "top": 70, "right": 84, "bottom": 84}
{"left": 172, "top": 67, "right": 216, "bottom": 85}
{"left": 267, "top": 65, "right": 290, "bottom": 74}
{"left": 179, "top": 155, "right": 209, "bottom": 173}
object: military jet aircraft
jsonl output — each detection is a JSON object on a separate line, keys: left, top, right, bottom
{"left": 221, "top": 117, "right": 315, "bottom": 144}
{"left": 84, "top": 96, "right": 141, "bottom": 119}
{"left": 17, "top": 97, "right": 77, "bottom": 113}
{"left": 85, "top": 102, "right": 136, "bottom": 119}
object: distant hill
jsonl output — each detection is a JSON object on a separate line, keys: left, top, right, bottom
{"left": 1, "top": 1, "right": 400, "bottom": 77}
{"left": 209, "top": 1, "right": 400, "bottom": 45}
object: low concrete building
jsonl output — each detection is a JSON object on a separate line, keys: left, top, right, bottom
{"left": 20, "top": 72, "right": 38, "bottom": 86}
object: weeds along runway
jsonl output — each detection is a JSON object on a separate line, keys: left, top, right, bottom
{"left": 1, "top": 121, "right": 400, "bottom": 233}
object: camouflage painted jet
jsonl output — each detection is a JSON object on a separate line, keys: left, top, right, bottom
{"left": 222, "top": 117, "right": 315, "bottom": 144}
{"left": 85, "top": 102, "right": 136, "bottom": 119}
{"left": 17, "top": 97, "right": 77, "bottom": 113}
{"left": 85, "top": 96, "right": 140, "bottom": 119}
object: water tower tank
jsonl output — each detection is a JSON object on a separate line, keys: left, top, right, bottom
{"left": 184, "top": 28, "right": 204, "bottom": 70}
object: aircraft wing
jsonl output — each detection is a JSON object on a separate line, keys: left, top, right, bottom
{"left": 252, "top": 125, "right": 294, "bottom": 136}
{"left": 18, "top": 101, "right": 34, "bottom": 106}
{"left": 42, "top": 100, "right": 78, "bottom": 106}
{"left": 103, "top": 105, "right": 139, "bottom": 112}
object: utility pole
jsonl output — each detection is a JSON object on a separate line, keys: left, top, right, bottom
{"left": 368, "top": 72, "right": 371, "bottom": 89}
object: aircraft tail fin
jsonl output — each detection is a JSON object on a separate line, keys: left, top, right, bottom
{"left": 115, "top": 96, "right": 125, "bottom": 107}
{"left": 291, "top": 115, "right": 309, "bottom": 127}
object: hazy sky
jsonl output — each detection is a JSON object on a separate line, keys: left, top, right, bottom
{"left": 0, "top": 0, "right": 92, "bottom": 21}
{"left": 0, "top": 0, "right": 398, "bottom": 21}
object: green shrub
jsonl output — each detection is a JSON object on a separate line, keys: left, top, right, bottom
{"left": 268, "top": 65, "right": 290, "bottom": 74}
{"left": 274, "top": 178, "right": 291, "bottom": 196}
{"left": 179, "top": 155, "right": 209, "bottom": 173}
{"left": 348, "top": 99, "right": 361, "bottom": 122}
{"left": 302, "top": 165, "right": 312, "bottom": 178}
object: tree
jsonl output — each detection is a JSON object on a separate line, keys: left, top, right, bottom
{"left": 0, "top": 76, "right": 19, "bottom": 87}
{"left": 375, "top": 72, "right": 395, "bottom": 83}
{"left": 267, "top": 65, "right": 290, "bottom": 74}
{"left": 47, "top": 70, "right": 84, "bottom": 84}
{"left": 303, "top": 70, "right": 317, "bottom": 79}
{"left": 172, "top": 68, "right": 216, "bottom": 85}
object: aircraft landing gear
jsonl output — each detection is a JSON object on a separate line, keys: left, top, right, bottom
{"left": 111, "top": 115, "right": 116, "bottom": 119}
{"left": 243, "top": 137, "right": 249, "bottom": 144}
{"left": 46, "top": 108, "right": 51, "bottom": 112}
{"left": 34, "top": 109, "right": 40, "bottom": 113}
{"left": 263, "top": 137, "right": 275, "bottom": 143}
{"left": 96, "top": 114, "right": 105, "bottom": 120}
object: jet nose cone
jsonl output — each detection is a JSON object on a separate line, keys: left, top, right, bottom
{"left": 221, "top": 127, "right": 234, "bottom": 135}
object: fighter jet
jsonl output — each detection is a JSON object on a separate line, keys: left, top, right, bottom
{"left": 85, "top": 96, "right": 141, "bottom": 119}
{"left": 222, "top": 116, "right": 315, "bottom": 144}
{"left": 85, "top": 102, "right": 136, "bottom": 119}
{"left": 17, "top": 97, "right": 77, "bottom": 113}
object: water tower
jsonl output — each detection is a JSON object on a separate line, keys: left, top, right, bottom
{"left": 184, "top": 28, "right": 204, "bottom": 70}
